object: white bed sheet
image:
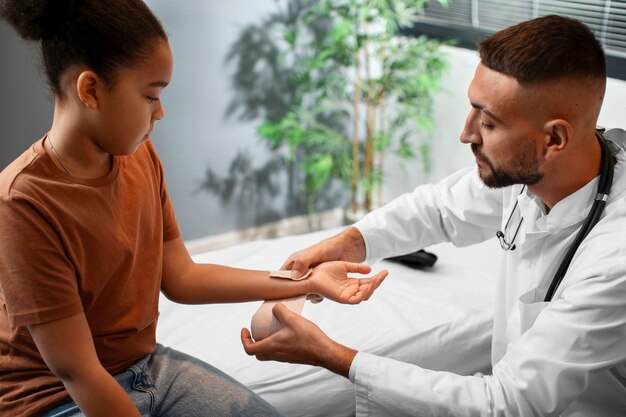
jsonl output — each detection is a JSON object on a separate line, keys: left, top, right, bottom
{"left": 157, "top": 228, "right": 499, "bottom": 417}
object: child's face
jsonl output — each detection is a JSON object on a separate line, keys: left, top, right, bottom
{"left": 97, "top": 38, "right": 173, "bottom": 156}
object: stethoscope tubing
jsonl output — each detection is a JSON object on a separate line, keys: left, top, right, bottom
{"left": 544, "top": 135, "right": 614, "bottom": 302}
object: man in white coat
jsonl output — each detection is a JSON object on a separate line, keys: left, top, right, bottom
{"left": 241, "top": 14, "right": 626, "bottom": 416}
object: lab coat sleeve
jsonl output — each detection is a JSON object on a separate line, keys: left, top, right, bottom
{"left": 349, "top": 218, "right": 626, "bottom": 417}
{"left": 350, "top": 351, "right": 490, "bottom": 417}
{"left": 353, "top": 167, "right": 503, "bottom": 261}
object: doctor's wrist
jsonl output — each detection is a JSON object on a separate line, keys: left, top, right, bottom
{"left": 319, "top": 340, "right": 358, "bottom": 379}
{"left": 333, "top": 227, "right": 366, "bottom": 263}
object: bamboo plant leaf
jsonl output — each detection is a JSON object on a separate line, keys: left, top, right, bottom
{"left": 222, "top": 0, "right": 448, "bottom": 215}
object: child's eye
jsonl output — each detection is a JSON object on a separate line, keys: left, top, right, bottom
{"left": 146, "top": 96, "right": 160, "bottom": 103}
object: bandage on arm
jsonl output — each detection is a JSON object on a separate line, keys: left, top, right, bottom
{"left": 250, "top": 269, "right": 315, "bottom": 341}
{"left": 266, "top": 269, "right": 312, "bottom": 281}
{"left": 250, "top": 295, "right": 307, "bottom": 341}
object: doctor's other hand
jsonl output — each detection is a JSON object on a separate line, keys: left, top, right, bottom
{"left": 241, "top": 303, "right": 357, "bottom": 378}
{"left": 281, "top": 227, "right": 366, "bottom": 279}
{"left": 309, "top": 261, "right": 387, "bottom": 305}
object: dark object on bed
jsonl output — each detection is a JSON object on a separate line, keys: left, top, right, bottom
{"left": 385, "top": 249, "right": 438, "bottom": 269}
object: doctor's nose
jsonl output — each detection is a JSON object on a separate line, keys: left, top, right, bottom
{"left": 460, "top": 108, "right": 481, "bottom": 145}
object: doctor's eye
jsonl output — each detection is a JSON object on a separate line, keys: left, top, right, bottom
{"left": 481, "top": 122, "right": 495, "bottom": 130}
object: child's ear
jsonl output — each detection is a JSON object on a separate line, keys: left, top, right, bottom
{"left": 76, "top": 71, "right": 101, "bottom": 110}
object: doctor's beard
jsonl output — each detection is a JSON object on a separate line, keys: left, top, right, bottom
{"left": 471, "top": 143, "right": 543, "bottom": 188}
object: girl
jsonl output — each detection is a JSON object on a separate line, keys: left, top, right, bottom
{"left": 0, "top": 1, "right": 387, "bottom": 416}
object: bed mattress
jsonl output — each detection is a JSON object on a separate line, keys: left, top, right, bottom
{"left": 157, "top": 228, "right": 499, "bottom": 416}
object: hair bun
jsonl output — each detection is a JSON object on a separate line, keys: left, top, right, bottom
{"left": 1, "top": 0, "right": 64, "bottom": 41}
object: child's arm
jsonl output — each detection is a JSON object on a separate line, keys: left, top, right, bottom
{"left": 161, "top": 236, "right": 386, "bottom": 304}
{"left": 28, "top": 313, "right": 142, "bottom": 417}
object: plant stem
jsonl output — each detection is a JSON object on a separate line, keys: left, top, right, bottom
{"left": 377, "top": 39, "right": 388, "bottom": 208}
{"left": 351, "top": 19, "right": 361, "bottom": 216}
{"left": 363, "top": 20, "right": 374, "bottom": 212}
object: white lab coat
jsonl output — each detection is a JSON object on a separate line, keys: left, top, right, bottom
{"left": 350, "top": 129, "right": 626, "bottom": 416}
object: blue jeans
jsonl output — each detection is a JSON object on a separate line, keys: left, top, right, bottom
{"left": 42, "top": 344, "right": 285, "bottom": 417}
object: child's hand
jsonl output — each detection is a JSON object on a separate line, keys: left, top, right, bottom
{"left": 307, "top": 261, "right": 387, "bottom": 304}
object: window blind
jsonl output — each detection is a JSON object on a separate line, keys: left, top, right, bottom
{"left": 411, "top": 0, "right": 626, "bottom": 79}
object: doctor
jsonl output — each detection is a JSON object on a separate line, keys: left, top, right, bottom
{"left": 241, "top": 15, "right": 626, "bottom": 416}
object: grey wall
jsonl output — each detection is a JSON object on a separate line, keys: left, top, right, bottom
{"left": 146, "top": 0, "right": 286, "bottom": 240}
{"left": 0, "top": 20, "right": 53, "bottom": 169}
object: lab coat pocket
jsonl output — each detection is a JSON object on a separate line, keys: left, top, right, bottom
{"left": 519, "top": 288, "right": 549, "bottom": 334}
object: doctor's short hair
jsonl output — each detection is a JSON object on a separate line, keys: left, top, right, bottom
{"left": 0, "top": 0, "right": 167, "bottom": 97}
{"left": 478, "top": 14, "right": 606, "bottom": 85}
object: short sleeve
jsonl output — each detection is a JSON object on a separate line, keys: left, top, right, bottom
{"left": 0, "top": 196, "right": 83, "bottom": 328}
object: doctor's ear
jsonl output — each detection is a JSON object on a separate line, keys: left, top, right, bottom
{"left": 76, "top": 71, "right": 103, "bottom": 110}
{"left": 543, "top": 119, "right": 572, "bottom": 162}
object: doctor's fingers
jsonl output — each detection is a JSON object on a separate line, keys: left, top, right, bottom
{"left": 242, "top": 331, "right": 304, "bottom": 363}
{"left": 347, "top": 271, "right": 388, "bottom": 303}
{"left": 282, "top": 255, "right": 320, "bottom": 279}
{"left": 241, "top": 312, "right": 321, "bottom": 363}
{"left": 271, "top": 302, "right": 312, "bottom": 329}
{"left": 271, "top": 303, "right": 330, "bottom": 350}
{"left": 241, "top": 328, "right": 278, "bottom": 358}
{"left": 280, "top": 244, "right": 331, "bottom": 276}
{"left": 336, "top": 261, "right": 373, "bottom": 274}
{"left": 241, "top": 329, "right": 288, "bottom": 362}
{"left": 241, "top": 328, "right": 258, "bottom": 353}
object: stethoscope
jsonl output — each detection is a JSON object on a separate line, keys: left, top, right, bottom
{"left": 496, "top": 130, "right": 614, "bottom": 302}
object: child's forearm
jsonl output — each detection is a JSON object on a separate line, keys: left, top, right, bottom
{"left": 60, "top": 364, "right": 142, "bottom": 417}
{"left": 162, "top": 263, "right": 311, "bottom": 304}
{"left": 161, "top": 236, "right": 311, "bottom": 304}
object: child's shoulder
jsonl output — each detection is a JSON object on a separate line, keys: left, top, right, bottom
{"left": 0, "top": 139, "right": 43, "bottom": 199}
{"left": 139, "top": 139, "right": 161, "bottom": 164}
{"left": 132, "top": 139, "right": 165, "bottom": 178}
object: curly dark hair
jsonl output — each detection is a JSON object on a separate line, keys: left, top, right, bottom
{"left": 1, "top": 0, "right": 167, "bottom": 95}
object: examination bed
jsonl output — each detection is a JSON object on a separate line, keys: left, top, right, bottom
{"left": 156, "top": 228, "right": 498, "bottom": 417}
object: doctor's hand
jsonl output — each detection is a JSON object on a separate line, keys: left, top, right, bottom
{"left": 281, "top": 227, "right": 366, "bottom": 279}
{"left": 308, "top": 261, "right": 387, "bottom": 305}
{"left": 241, "top": 303, "right": 357, "bottom": 378}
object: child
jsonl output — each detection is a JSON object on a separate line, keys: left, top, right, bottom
{"left": 0, "top": 1, "right": 387, "bottom": 416}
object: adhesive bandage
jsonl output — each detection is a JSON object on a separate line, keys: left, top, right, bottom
{"left": 269, "top": 268, "right": 313, "bottom": 281}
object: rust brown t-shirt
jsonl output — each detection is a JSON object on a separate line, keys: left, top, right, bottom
{"left": 0, "top": 137, "right": 180, "bottom": 416}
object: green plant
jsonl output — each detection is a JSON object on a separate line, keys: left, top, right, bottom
{"left": 258, "top": 0, "right": 449, "bottom": 215}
